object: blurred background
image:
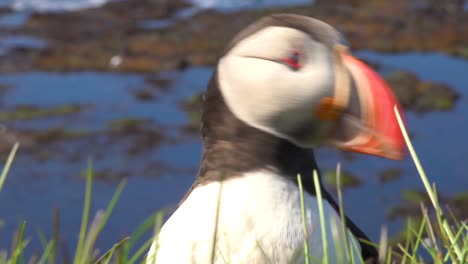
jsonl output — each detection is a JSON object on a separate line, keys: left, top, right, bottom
{"left": 0, "top": 0, "right": 467, "bottom": 258}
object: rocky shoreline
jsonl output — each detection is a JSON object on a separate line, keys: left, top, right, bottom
{"left": 0, "top": 0, "right": 467, "bottom": 73}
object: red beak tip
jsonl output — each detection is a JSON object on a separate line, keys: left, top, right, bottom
{"left": 342, "top": 54, "right": 407, "bottom": 160}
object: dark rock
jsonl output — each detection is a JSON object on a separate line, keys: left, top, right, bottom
{"left": 385, "top": 71, "right": 460, "bottom": 113}
{"left": 323, "top": 169, "right": 362, "bottom": 189}
{"left": 179, "top": 92, "right": 203, "bottom": 136}
{"left": 379, "top": 168, "right": 403, "bottom": 183}
{"left": 132, "top": 88, "right": 157, "bottom": 101}
{"left": 0, "top": 104, "right": 87, "bottom": 121}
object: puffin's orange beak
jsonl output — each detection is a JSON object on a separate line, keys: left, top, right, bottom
{"left": 338, "top": 54, "right": 405, "bottom": 160}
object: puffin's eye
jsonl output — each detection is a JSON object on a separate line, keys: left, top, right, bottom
{"left": 281, "top": 50, "right": 302, "bottom": 70}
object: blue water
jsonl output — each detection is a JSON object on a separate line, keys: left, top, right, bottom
{"left": 1, "top": 0, "right": 109, "bottom": 12}
{"left": 0, "top": 11, "right": 28, "bottom": 27}
{"left": 0, "top": 68, "right": 210, "bottom": 255}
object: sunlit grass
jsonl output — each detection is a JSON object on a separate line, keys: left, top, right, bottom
{"left": 392, "top": 106, "right": 467, "bottom": 263}
{"left": 0, "top": 143, "right": 19, "bottom": 192}
{"left": 297, "top": 173, "right": 311, "bottom": 264}
{"left": 312, "top": 171, "right": 328, "bottom": 264}
{"left": 1, "top": 105, "right": 468, "bottom": 263}
{"left": 0, "top": 146, "right": 156, "bottom": 264}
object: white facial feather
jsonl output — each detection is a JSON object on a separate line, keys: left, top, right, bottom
{"left": 147, "top": 171, "right": 362, "bottom": 264}
{"left": 218, "top": 26, "right": 336, "bottom": 147}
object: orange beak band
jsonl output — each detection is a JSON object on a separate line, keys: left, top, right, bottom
{"left": 338, "top": 53, "right": 406, "bottom": 160}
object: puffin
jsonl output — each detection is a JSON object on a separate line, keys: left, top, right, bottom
{"left": 147, "top": 14, "right": 405, "bottom": 264}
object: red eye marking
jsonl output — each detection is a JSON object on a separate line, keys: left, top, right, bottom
{"left": 281, "top": 50, "right": 302, "bottom": 70}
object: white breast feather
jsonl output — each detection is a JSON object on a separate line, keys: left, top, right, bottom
{"left": 146, "top": 171, "right": 363, "bottom": 264}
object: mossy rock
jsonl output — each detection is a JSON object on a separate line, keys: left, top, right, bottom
{"left": 386, "top": 203, "right": 421, "bottom": 220}
{"left": 453, "top": 191, "right": 468, "bottom": 202}
{"left": 451, "top": 47, "right": 468, "bottom": 58}
{"left": 323, "top": 169, "right": 362, "bottom": 189}
{"left": 145, "top": 75, "right": 174, "bottom": 91}
{"left": 81, "top": 169, "right": 129, "bottom": 181}
{"left": 179, "top": 92, "right": 203, "bottom": 135}
{"left": 0, "top": 84, "right": 10, "bottom": 92}
{"left": 387, "top": 216, "right": 426, "bottom": 246}
{"left": 132, "top": 88, "right": 157, "bottom": 101}
{"left": 379, "top": 168, "right": 403, "bottom": 183}
{"left": 401, "top": 189, "right": 429, "bottom": 203}
{"left": 131, "top": 75, "right": 174, "bottom": 101}
{"left": 0, "top": 104, "right": 85, "bottom": 121}
{"left": 29, "top": 128, "right": 89, "bottom": 143}
{"left": 108, "top": 118, "right": 150, "bottom": 133}
{"left": 386, "top": 71, "right": 460, "bottom": 113}
{"left": 445, "top": 191, "right": 468, "bottom": 221}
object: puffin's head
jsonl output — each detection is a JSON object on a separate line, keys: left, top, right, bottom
{"left": 217, "top": 14, "right": 405, "bottom": 159}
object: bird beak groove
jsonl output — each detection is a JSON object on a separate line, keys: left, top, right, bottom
{"left": 326, "top": 46, "right": 406, "bottom": 160}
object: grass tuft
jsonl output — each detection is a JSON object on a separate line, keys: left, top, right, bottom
{"left": 395, "top": 105, "right": 466, "bottom": 263}
{"left": 0, "top": 143, "right": 19, "bottom": 192}
{"left": 73, "top": 159, "right": 94, "bottom": 264}
{"left": 297, "top": 174, "right": 310, "bottom": 264}
{"left": 312, "top": 170, "right": 328, "bottom": 264}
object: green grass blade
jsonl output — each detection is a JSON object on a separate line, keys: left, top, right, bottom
{"left": 253, "top": 239, "right": 272, "bottom": 264}
{"left": 430, "top": 185, "right": 458, "bottom": 263}
{"left": 453, "top": 225, "right": 467, "bottom": 247}
{"left": 35, "top": 228, "right": 48, "bottom": 252}
{"left": 420, "top": 204, "right": 439, "bottom": 254}
{"left": 127, "top": 235, "right": 160, "bottom": 264}
{"left": 349, "top": 235, "right": 364, "bottom": 264}
{"left": 0, "top": 250, "right": 7, "bottom": 264}
{"left": 335, "top": 163, "right": 352, "bottom": 261}
{"left": 80, "top": 180, "right": 125, "bottom": 263}
{"left": 312, "top": 170, "right": 328, "bottom": 264}
{"left": 50, "top": 208, "right": 60, "bottom": 264}
{"left": 125, "top": 212, "right": 157, "bottom": 254}
{"left": 27, "top": 253, "right": 39, "bottom": 264}
{"left": 118, "top": 213, "right": 156, "bottom": 263}
{"left": 146, "top": 210, "right": 168, "bottom": 264}
{"left": 460, "top": 230, "right": 468, "bottom": 263}
{"left": 394, "top": 106, "right": 462, "bottom": 260}
{"left": 0, "top": 143, "right": 19, "bottom": 192}
{"left": 410, "top": 215, "right": 427, "bottom": 257}
{"left": 119, "top": 211, "right": 159, "bottom": 263}
{"left": 378, "top": 226, "right": 388, "bottom": 264}
{"left": 126, "top": 211, "right": 167, "bottom": 264}
{"left": 80, "top": 210, "right": 104, "bottom": 263}
{"left": 397, "top": 243, "right": 418, "bottom": 263}
{"left": 446, "top": 206, "right": 461, "bottom": 231}
{"left": 94, "top": 237, "right": 129, "bottom": 264}
{"left": 297, "top": 174, "right": 310, "bottom": 264}
{"left": 73, "top": 160, "right": 93, "bottom": 264}
{"left": 127, "top": 236, "right": 155, "bottom": 264}
{"left": 101, "top": 249, "right": 114, "bottom": 264}
{"left": 96, "top": 180, "right": 126, "bottom": 234}
{"left": 385, "top": 247, "right": 393, "bottom": 264}
{"left": 10, "top": 221, "right": 27, "bottom": 264}
{"left": 210, "top": 179, "right": 223, "bottom": 264}
{"left": 37, "top": 241, "right": 54, "bottom": 264}
{"left": 329, "top": 217, "right": 342, "bottom": 264}
{"left": 399, "top": 219, "right": 412, "bottom": 264}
